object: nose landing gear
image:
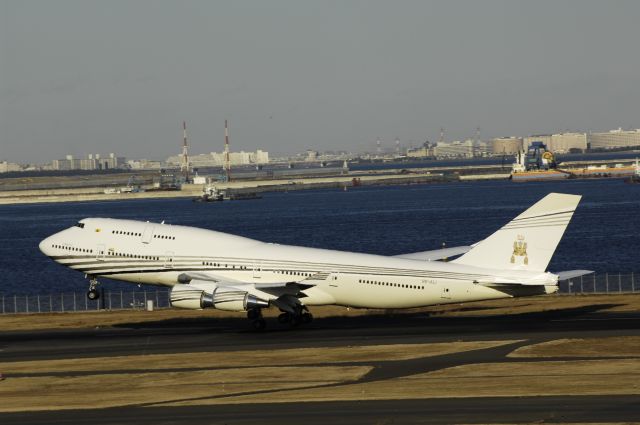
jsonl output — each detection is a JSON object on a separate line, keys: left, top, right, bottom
{"left": 86, "top": 277, "right": 100, "bottom": 300}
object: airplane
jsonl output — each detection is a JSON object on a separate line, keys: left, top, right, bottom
{"left": 39, "top": 192, "right": 592, "bottom": 330}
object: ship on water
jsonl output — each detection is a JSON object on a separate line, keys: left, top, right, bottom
{"left": 624, "top": 158, "right": 640, "bottom": 184}
{"left": 510, "top": 141, "right": 568, "bottom": 181}
{"left": 564, "top": 160, "right": 637, "bottom": 179}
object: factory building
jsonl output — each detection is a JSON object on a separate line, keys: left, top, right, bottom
{"left": 434, "top": 140, "right": 474, "bottom": 158}
{"left": 406, "top": 144, "right": 434, "bottom": 158}
{"left": 0, "top": 161, "right": 21, "bottom": 173}
{"left": 588, "top": 128, "right": 640, "bottom": 150}
{"left": 473, "top": 140, "right": 492, "bottom": 157}
{"left": 551, "top": 133, "right": 588, "bottom": 153}
{"left": 127, "top": 159, "right": 163, "bottom": 170}
{"left": 492, "top": 137, "right": 523, "bottom": 156}
{"left": 51, "top": 153, "right": 124, "bottom": 171}
{"left": 167, "top": 150, "right": 269, "bottom": 167}
{"left": 525, "top": 134, "right": 587, "bottom": 153}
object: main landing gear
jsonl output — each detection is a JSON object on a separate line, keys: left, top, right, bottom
{"left": 247, "top": 308, "right": 266, "bottom": 331}
{"left": 247, "top": 305, "right": 314, "bottom": 331}
{"left": 277, "top": 306, "right": 313, "bottom": 327}
{"left": 86, "top": 277, "right": 100, "bottom": 300}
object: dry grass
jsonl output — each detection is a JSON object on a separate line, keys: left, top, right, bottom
{"left": 191, "top": 359, "right": 640, "bottom": 406}
{"left": 0, "top": 341, "right": 514, "bottom": 412}
{"left": 423, "top": 293, "right": 640, "bottom": 316}
{"left": 0, "top": 341, "right": 512, "bottom": 374}
{"left": 509, "top": 336, "right": 640, "bottom": 358}
{"left": 0, "top": 366, "right": 371, "bottom": 412}
{"left": 2, "top": 338, "right": 639, "bottom": 411}
{"left": 2, "top": 293, "right": 639, "bottom": 332}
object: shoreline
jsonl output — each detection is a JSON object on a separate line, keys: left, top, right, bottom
{"left": 0, "top": 155, "right": 636, "bottom": 205}
{"left": 0, "top": 172, "right": 509, "bottom": 205}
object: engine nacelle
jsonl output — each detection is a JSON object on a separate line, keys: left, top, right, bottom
{"left": 170, "top": 283, "right": 269, "bottom": 311}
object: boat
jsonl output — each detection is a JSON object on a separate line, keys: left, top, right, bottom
{"left": 510, "top": 142, "right": 569, "bottom": 182}
{"left": 193, "top": 186, "right": 225, "bottom": 202}
{"left": 624, "top": 158, "right": 640, "bottom": 184}
{"left": 226, "top": 190, "right": 262, "bottom": 200}
{"left": 193, "top": 186, "right": 262, "bottom": 202}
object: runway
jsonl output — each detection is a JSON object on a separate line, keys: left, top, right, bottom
{"left": 1, "top": 304, "right": 640, "bottom": 424}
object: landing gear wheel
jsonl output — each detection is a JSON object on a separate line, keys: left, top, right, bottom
{"left": 87, "top": 289, "right": 99, "bottom": 300}
{"left": 289, "top": 315, "right": 301, "bottom": 327}
{"left": 252, "top": 318, "right": 266, "bottom": 331}
{"left": 87, "top": 277, "right": 100, "bottom": 300}
{"left": 277, "top": 312, "right": 291, "bottom": 324}
{"left": 301, "top": 312, "right": 313, "bottom": 324}
{"left": 247, "top": 308, "right": 262, "bottom": 321}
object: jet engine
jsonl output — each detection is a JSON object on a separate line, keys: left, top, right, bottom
{"left": 170, "top": 282, "right": 269, "bottom": 311}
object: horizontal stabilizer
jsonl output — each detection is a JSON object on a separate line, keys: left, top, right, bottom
{"left": 555, "top": 270, "right": 594, "bottom": 280}
{"left": 394, "top": 246, "right": 471, "bottom": 261}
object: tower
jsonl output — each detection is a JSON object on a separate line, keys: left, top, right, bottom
{"left": 224, "top": 120, "right": 231, "bottom": 182}
{"left": 395, "top": 137, "right": 400, "bottom": 155}
{"left": 376, "top": 137, "right": 382, "bottom": 155}
{"left": 439, "top": 127, "right": 445, "bottom": 144}
{"left": 180, "top": 121, "right": 190, "bottom": 182}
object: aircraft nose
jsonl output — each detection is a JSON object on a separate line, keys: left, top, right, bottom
{"left": 39, "top": 236, "right": 54, "bottom": 257}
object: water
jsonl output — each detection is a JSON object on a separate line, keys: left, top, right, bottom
{"left": 0, "top": 179, "right": 638, "bottom": 295}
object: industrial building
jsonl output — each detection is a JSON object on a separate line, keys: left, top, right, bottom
{"left": 51, "top": 153, "right": 125, "bottom": 171}
{"left": 434, "top": 140, "right": 474, "bottom": 158}
{"left": 0, "top": 161, "right": 22, "bottom": 173}
{"left": 552, "top": 133, "right": 588, "bottom": 153}
{"left": 406, "top": 142, "right": 435, "bottom": 158}
{"left": 492, "top": 137, "right": 523, "bottom": 156}
{"left": 588, "top": 128, "right": 640, "bottom": 150}
{"left": 524, "top": 133, "right": 588, "bottom": 154}
{"left": 166, "top": 150, "right": 269, "bottom": 167}
{"left": 126, "top": 159, "right": 163, "bottom": 170}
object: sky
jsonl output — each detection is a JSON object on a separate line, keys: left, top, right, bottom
{"left": 1, "top": 0, "right": 640, "bottom": 163}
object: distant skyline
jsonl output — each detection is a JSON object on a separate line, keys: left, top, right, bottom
{"left": 2, "top": 0, "right": 640, "bottom": 163}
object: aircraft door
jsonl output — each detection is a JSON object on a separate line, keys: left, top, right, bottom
{"left": 253, "top": 262, "right": 262, "bottom": 279}
{"left": 164, "top": 251, "right": 174, "bottom": 268}
{"left": 96, "top": 244, "right": 106, "bottom": 261}
{"left": 142, "top": 225, "right": 154, "bottom": 244}
{"left": 440, "top": 285, "right": 451, "bottom": 299}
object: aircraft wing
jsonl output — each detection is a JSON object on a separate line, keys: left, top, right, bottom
{"left": 393, "top": 245, "right": 472, "bottom": 261}
{"left": 177, "top": 271, "right": 319, "bottom": 297}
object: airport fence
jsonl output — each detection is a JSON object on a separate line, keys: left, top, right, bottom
{"left": 558, "top": 272, "right": 638, "bottom": 295}
{"left": 0, "top": 272, "right": 638, "bottom": 315}
{"left": 0, "top": 288, "right": 171, "bottom": 315}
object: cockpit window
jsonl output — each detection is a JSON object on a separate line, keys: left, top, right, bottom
{"left": 75, "top": 222, "right": 85, "bottom": 229}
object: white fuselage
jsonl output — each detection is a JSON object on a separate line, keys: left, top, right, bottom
{"left": 39, "top": 218, "right": 558, "bottom": 309}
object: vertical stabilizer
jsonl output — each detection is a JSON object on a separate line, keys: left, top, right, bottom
{"left": 452, "top": 193, "right": 581, "bottom": 271}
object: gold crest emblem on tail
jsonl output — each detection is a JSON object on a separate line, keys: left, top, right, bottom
{"left": 510, "top": 234, "right": 528, "bottom": 265}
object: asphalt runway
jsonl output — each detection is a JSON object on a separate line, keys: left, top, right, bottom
{"left": 1, "top": 306, "right": 640, "bottom": 424}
